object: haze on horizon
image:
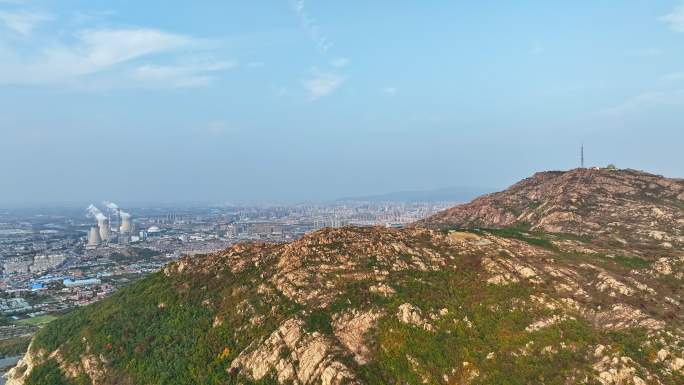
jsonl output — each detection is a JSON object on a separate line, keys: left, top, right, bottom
{"left": 1, "top": 1, "right": 683, "bottom": 206}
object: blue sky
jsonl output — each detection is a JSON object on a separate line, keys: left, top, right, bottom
{"left": 1, "top": 1, "right": 683, "bottom": 205}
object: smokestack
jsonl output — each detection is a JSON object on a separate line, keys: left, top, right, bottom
{"left": 98, "top": 218, "right": 110, "bottom": 242}
{"left": 87, "top": 226, "right": 101, "bottom": 247}
{"left": 120, "top": 213, "right": 132, "bottom": 234}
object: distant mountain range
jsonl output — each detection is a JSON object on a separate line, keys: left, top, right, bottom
{"left": 338, "top": 186, "right": 494, "bottom": 203}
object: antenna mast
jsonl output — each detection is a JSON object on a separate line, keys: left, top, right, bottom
{"left": 581, "top": 144, "right": 584, "bottom": 168}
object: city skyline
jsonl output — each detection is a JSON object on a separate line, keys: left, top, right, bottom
{"left": 2, "top": 1, "right": 684, "bottom": 205}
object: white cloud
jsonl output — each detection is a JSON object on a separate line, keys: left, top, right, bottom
{"left": 132, "top": 60, "right": 236, "bottom": 88}
{"left": 662, "top": 3, "right": 684, "bottom": 33}
{"left": 69, "top": 10, "right": 117, "bottom": 26}
{"left": 71, "top": 29, "right": 191, "bottom": 72}
{"left": 303, "top": 71, "right": 345, "bottom": 100}
{"left": 330, "top": 57, "right": 350, "bottom": 68}
{"left": 0, "top": 10, "right": 51, "bottom": 35}
{"left": 291, "top": 0, "right": 332, "bottom": 53}
{"left": 0, "top": 26, "right": 235, "bottom": 88}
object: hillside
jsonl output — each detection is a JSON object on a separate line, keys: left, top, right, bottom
{"left": 6, "top": 169, "right": 684, "bottom": 385}
{"left": 417, "top": 168, "right": 684, "bottom": 250}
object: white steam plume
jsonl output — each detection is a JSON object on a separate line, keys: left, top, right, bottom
{"left": 86, "top": 204, "right": 107, "bottom": 221}
{"left": 104, "top": 201, "right": 130, "bottom": 218}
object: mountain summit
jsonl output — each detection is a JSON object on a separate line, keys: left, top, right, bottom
{"left": 418, "top": 168, "right": 684, "bottom": 249}
{"left": 8, "top": 169, "right": 684, "bottom": 385}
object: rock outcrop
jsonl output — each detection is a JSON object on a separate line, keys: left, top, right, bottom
{"left": 417, "top": 168, "right": 684, "bottom": 249}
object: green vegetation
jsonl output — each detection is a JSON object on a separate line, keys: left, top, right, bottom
{"left": 673, "top": 199, "right": 684, "bottom": 211}
{"left": 486, "top": 228, "right": 557, "bottom": 250}
{"left": 16, "top": 314, "right": 58, "bottom": 327}
{"left": 30, "top": 262, "right": 303, "bottom": 385}
{"left": 0, "top": 335, "right": 31, "bottom": 358}
{"left": 605, "top": 254, "right": 651, "bottom": 270}
{"left": 21, "top": 228, "right": 680, "bottom": 385}
{"left": 355, "top": 264, "right": 599, "bottom": 385}
{"left": 304, "top": 309, "right": 333, "bottom": 335}
{"left": 448, "top": 226, "right": 558, "bottom": 250}
{"left": 24, "top": 359, "right": 90, "bottom": 385}
{"left": 559, "top": 251, "right": 651, "bottom": 272}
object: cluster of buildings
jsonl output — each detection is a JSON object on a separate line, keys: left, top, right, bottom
{"left": 0, "top": 200, "right": 454, "bottom": 347}
{"left": 86, "top": 202, "right": 137, "bottom": 248}
{"left": 2, "top": 254, "right": 66, "bottom": 275}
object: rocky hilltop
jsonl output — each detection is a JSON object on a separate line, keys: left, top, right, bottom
{"left": 418, "top": 168, "right": 684, "bottom": 250}
{"left": 7, "top": 169, "right": 684, "bottom": 385}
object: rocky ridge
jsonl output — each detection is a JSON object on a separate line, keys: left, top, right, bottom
{"left": 417, "top": 168, "right": 684, "bottom": 250}
{"left": 7, "top": 169, "right": 684, "bottom": 385}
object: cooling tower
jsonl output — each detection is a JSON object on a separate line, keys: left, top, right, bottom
{"left": 120, "top": 215, "right": 132, "bottom": 233}
{"left": 87, "top": 226, "right": 101, "bottom": 247}
{"left": 98, "top": 218, "right": 110, "bottom": 242}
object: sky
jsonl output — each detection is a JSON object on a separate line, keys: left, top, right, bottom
{"left": 1, "top": 1, "right": 683, "bottom": 206}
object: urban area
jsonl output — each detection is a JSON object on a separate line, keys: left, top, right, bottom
{"left": 0, "top": 199, "right": 453, "bottom": 371}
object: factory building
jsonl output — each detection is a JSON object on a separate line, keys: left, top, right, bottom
{"left": 85, "top": 203, "right": 134, "bottom": 248}
{"left": 63, "top": 278, "right": 102, "bottom": 287}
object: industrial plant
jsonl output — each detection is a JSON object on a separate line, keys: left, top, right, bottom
{"left": 86, "top": 202, "right": 136, "bottom": 248}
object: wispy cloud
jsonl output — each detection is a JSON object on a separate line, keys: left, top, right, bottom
{"left": 330, "top": 57, "right": 350, "bottom": 68}
{"left": 303, "top": 70, "right": 345, "bottom": 100}
{"left": 601, "top": 89, "right": 684, "bottom": 115}
{"left": 0, "top": 0, "right": 27, "bottom": 3}
{"left": 0, "top": 10, "right": 51, "bottom": 35}
{"left": 133, "top": 60, "right": 236, "bottom": 88}
{"left": 291, "top": 0, "right": 332, "bottom": 53}
{"left": 662, "top": 3, "right": 684, "bottom": 33}
{"left": 205, "top": 120, "right": 242, "bottom": 135}
{"left": 661, "top": 72, "right": 684, "bottom": 82}
{"left": 624, "top": 48, "right": 661, "bottom": 57}
{"left": 0, "top": 23, "right": 234, "bottom": 88}
{"left": 289, "top": 2, "right": 351, "bottom": 100}
{"left": 68, "top": 10, "right": 117, "bottom": 26}
{"left": 69, "top": 28, "right": 192, "bottom": 73}
{"left": 382, "top": 86, "right": 397, "bottom": 96}
{"left": 0, "top": 28, "right": 193, "bottom": 84}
